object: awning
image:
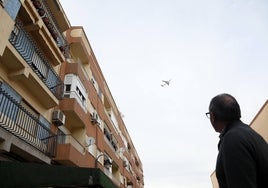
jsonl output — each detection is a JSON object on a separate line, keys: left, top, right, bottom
{"left": 0, "top": 161, "right": 118, "bottom": 188}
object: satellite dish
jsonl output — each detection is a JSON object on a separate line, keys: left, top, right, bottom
{"left": 117, "top": 147, "right": 126, "bottom": 156}
{"left": 85, "top": 137, "right": 95, "bottom": 147}
{"left": 119, "top": 147, "right": 126, "bottom": 153}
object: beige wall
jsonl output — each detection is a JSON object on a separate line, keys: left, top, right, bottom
{"left": 211, "top": 171, "right": 219, "bottom": 188}
{"left": 0, "top": 7, "right": 14, "bottom": 55}
{"left": 250, "top": 100, "right": 268, "bottom": 142}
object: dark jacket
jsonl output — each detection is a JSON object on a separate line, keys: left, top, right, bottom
{"left": 216, "top": 120, "right": 268, "bottom": 188}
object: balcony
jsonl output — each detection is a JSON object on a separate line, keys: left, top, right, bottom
{"left": 5, "top": 22, "right": 63, "bottom": 107}
{"left": 64, "top": 62, "right": 89, "bottom": 85}
{"left": 0, "top": 89, "right": 57, "bottom": 158}
{"left": 24, "top": 0, "right": 69, "bottom": 61}
{"left": 59, "top": 98, "right": 90, "bottom": 129}
{"left": 65, "top": 27, "right": 92, "bottom": 64}
{"left": 54, "top": 133, "right": 88, "bottom": 166}
{"left": 5, "top": 0, "right": 68, "bottom": 65}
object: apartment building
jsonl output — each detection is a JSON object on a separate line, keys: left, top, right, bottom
{"left": 210, "top": 100, "right": 268, "bottom": 188}
{"left": 0, "top": 0, "right": 144, "bottom": 187}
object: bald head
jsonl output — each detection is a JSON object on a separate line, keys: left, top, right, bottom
{"left": 209, "top": 93, "right": 241, "bottom": 122}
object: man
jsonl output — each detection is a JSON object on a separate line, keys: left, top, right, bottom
{"left": 207, "top": 93, "right": 268, "bottom": 188}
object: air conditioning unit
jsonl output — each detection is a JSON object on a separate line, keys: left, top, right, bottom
{"left": 123, "top": 160, "right": 129, "bottom": 167}
{"left": 91, "top": 112, "right": 99, "bottom": 124}
{"left": 52, "top": 110, "right": 66, "bottom": 126}
{"left": 104, "top": 158, "right": 113, "bottom": 168}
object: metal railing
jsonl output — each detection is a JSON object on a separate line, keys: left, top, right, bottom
{"left": 0, "top": 89, "right": 57, "bottom": 157}
{"left": 56, "top": 131, "right": 85, "bottom": 154}
{"left": 9, "top": 22, "right": 63, "bottom": 100}
{"left": 63, "top": 90, "right": 87, "bottom": 111}
{"left": 31, "top": 0, "right": 69, "bottom": 56}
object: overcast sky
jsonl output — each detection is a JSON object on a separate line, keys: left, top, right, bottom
{"left": 60, "top": 1, "right": 268, "bottom": 187}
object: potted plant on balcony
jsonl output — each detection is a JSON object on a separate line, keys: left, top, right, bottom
{"left": 38, "top": 8, "right": 45, "bottom": 17}
{"left": 32, "top": 0, "right": 42, "bottom": 9}
{"left": 51, "top": 30, "right": 58, "bottom": 40}
{"left": 59, "top": 45, "right": 67, "bottom": 54}
{"left": 42, "top": 17, "right": 50, "bottom": 25}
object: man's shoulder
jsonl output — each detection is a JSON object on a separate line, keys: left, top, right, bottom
{"left": 222, "top": 122, "right": 252, "bottom": 143}
{"left": 226, "top": 121, "right": 250, "bottom": 135}
{"left": 224, "top": 121, "right": 266, "bottom": 147}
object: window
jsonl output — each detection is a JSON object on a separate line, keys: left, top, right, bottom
{"left": 76, "top": 86, "right": 86, "bottom": 105}
{"left": 0, "top": 82, "right": 54, "bottom": 154}
{"left": 0, "top": 82, "right": 50, "bottom": 140}
{"left": 18, "top": 100, "right": 38, "bottom": 136}
{"left": 65, "top": 84, "right": 71, "bottom": 92}
{"left": 103, "top": 124, "right": 118, "bottom": 152}
{"left": 4, "top": 0, "right": 21, "bottom": 20}
{"left": 64, "top": 84, "right": 71, "bottom": 97}
{"left": 98, "top": 88, "right": 102, "bottom": 98}
{"left": 0, "top": 82, "right": 21, "bottom": 121}
{"left": 64, "top": 74, "right": 87, "bottom": 109}
{"left": 104, "top": 126, "right": 112, "bottom": 141}
{"left": 38, "top": 115, "right": 51, "bottom": 142}
{"left": 31, "top": 51, "right": 48, "bottom": 79}
{"left": 56, "top": 129, "right": 66, "bottom": 144}
{"left": 0, "top": 82, "right": 21, "bottom": 102}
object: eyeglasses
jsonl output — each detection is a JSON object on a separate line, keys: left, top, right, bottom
{"left": 205, "top": 112, "right": 210, "bottom": 119}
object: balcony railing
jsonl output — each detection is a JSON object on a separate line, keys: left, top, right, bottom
{"left": 9, "top": 21, "right": 63, "bottom": 100}
{"left": 0, "top": 89, "right": 57, "bottom": 157}
{"left": 56, "top": 130, "right": 85, "bottom": 154}
{"left": 31, "top": 0, "right": 68, "bottom": 55}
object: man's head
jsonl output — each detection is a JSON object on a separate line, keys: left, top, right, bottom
{"left": 208, "top": 93, "right": 241, "bottom": 132}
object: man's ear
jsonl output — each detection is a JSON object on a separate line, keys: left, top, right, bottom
{"left": 210, "top": 112, "right": 216, "bottom": 123}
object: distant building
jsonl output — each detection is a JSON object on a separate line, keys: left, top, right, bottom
{"left": 249, "top": 100, "right": 268, "bottom": 142}
{"left": 0, "top": 0, "right": 144, "bottom": 187}
{"left": 210, "top": 100, "right": 268, "bottom": 188}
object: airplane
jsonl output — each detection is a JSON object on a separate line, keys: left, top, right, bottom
{"left": 161, "top": 79, "right": 171, "bottom": 87}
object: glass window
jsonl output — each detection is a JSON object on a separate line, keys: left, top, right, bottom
{"left": 0, "top": 82, "right": 21, "bottom": 102}
{"left": 18, "top": 100, "right": 38, "bottom": 136}
{"left": 65, "top": 84, "right": 71, "bottom": 92}
{"left": 0, "top": 82, "right": 21, "bottom": 121}
{"left": 5, "top": 0, "right": 21, "bottom": 20}
{"left": 37, "top": 115, "right": 51, "bottom": 142}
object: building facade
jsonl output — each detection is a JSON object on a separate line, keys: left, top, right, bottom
{"left": 210, "top": 100, "right": 268, "bottom": 188}
{"left": 0, "top": 0, "right": 144, "bottom": 187}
